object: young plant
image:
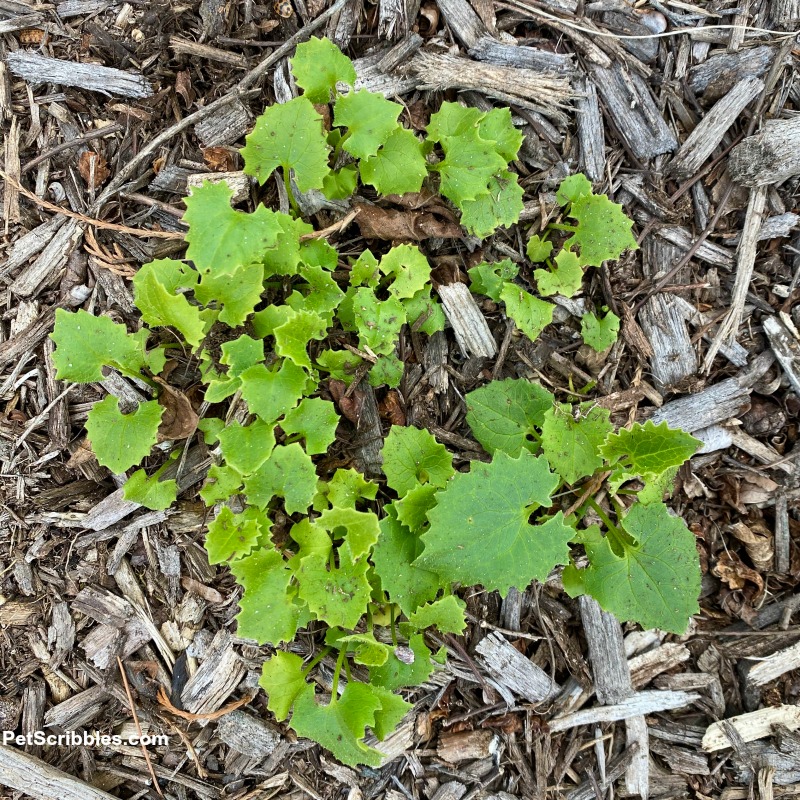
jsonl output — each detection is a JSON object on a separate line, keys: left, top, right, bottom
{"left": 47, "top": 37, "right": 701, "bottom": 768}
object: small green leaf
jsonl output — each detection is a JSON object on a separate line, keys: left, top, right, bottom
{"left": 184, "top": 181, "right": 283, "bottom": 275}
{"left": 323, "top": 468, "right": 379, "bottom": 510}
{"left": 230, "top": 548, "right": 300, "bottom": 644}
{"left": 434, "top": 131, "right": 507, "bottom": 205}
{"left": 259, "top": 651, "right": 307, "bottom": 721}
{"left": 322, "top": 165, "right": 359, "bottom": 200}
{"left": 296, "top": 553, "right": 371, "bottom": 629}
{"left": 540, "top": 403, "right": 614, "bottom": 485}
{"left": 327, "top": 630, "right": 392, "bottom": 667}
{"left": 556, "top": 173, "right": 593, "bottom": 205}
{"left": 477, "top": 107, "right": 523, "bottom": 162}
{"left": 468, "top": 259, "right": 519, "bottom": 302}
{"left": 382, "top": 426, "right": 453, "bottom": 496}
{"left": 427, "top": 103, "right": 484, "bottom": 142}
{"left": 245, "top": 443, "right": 318, "bottom": 514}
{"left": 334, "top": 90, "right": 402, "bottom": 160}
{"left": 217, "top": 419, "right": 276, "bottom": 475}
{"left": 417, "top": 451, "right": 571, "bottom": 597}
{"left": 465, "top": 378, "right": 554, "bottom": 456}
{"left": 281, "top": 397, "right": 340, "bottom": 455}
{"left": 369, "top": 633, "right": 435, "bottom": 692}
{"left": 402, "top": 288, "right": 447, "bottom": 336}
{"left": 317, "top": 506, "right": 380, "bottom": 561}
{"left": 369, "top": 353, "right": 405, "bottom": 388}
{"left": 199, "top": 463, "right": 243, "bottom": 505}
{"left": 85, "top": 396, "right": 163, "bottom": 474}
{"left": 565, "top": 191, "right": 638, "bottom": 268}
{"left": 195, "top": 262, "right": 264, "bottom": 327}
{"left": 360, "top": 128, "right": 427, "bottom": 195}
{"left": 273, "top": 309, "right": 327, "bottom": 370}
{"left": 290, "top": 682, "right": 384, "bottom": 767}
{"left": 50, "top": 309, "right": 147, "bottom": 382}
{"left": 526, "top": 234, "right": 553, "bottom": 263}
{"left": 393, "top": 483, "right": 438, "bottom": 531}
{"left": 205, "top": 506, "right": 264, "bottom": 564}
{"left": 370, "top": 685, "right": 411, "bottom": 740}
{"left": 459, "top": 171, "right": 524, "bottom": 238}
{"left": 133, "top": 260, "right": 206, "bottom": 348}
{"left": 315, "top": 349, "right": 362, "bottom": 383}
{"left": 408, "top": 595, "right": 466, "bottom": 634}
{"left": 291, "top": 36, "right": 356, "bottom": 103}
{"left": 221, "top": 335, "right": 264, "bottom": 375}
{"left": 240, "top": 360, "right": 308, "bottom": 424}
{"left": 500, "top": 283, "right": 554, "bottom": 341}
{"left": 535, "top": 248, "right": 584, "bottom": 298}
{"left": 373, "top": 506, "right": 445, "bottom": 616}
{"left": 350, "top": 250, "right": 381, "bottom": 288}
{"left": 581, "top": 308, "right": 620, "bottom": 352}
{"left": 353, "top": 288, "right": 406, "bottom": 356}
{"left": 380, "top": 245, "right": 432, "bottom": 301}
{"left": 562, "top": 502, "right": 700, "bottom": 634}
{"left": 242, "top": 97, "right": 330, "bottom": 191}
{"left": 122, "top": 468, "right": 177, "bottom": 511}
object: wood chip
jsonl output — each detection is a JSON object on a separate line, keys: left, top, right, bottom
{"left": 703, "top": 705, "right": 800, "bottom": 752}
{"left": 437, "top": 282, "right": 497, "bottom": 358}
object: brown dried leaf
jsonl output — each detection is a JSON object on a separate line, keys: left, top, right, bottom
{"left": 713, "top": 550, "right": 764, "bottom": 596}
{"left": 77, "top": 151, "right": 110, "bottom": 187}
{"left": 354, "top": 203, "right": 462, "bottom": 241}
{"left": 728, "top": 521, "right": 773, "bottom": 573}
{"left": 175, "top": 69, "right": 195, "bottom": 107}
{"left": 202, "top": 146, "right": 236, "bottom": 172}
{"left": 328, "top": 378, "right": 363, "bottom": 424}
{"left": 155, "top": 376, "right": 199, "bottom": 441}
{"left": 379, "top": 390, "right": 406, "bottom": 426}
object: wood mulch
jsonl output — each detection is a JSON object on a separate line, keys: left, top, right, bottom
{"left": 1, "top": 0, "right": 800, "bottom": 798}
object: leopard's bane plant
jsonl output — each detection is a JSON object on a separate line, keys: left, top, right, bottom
{"left": 48, "top": 37, "right": 703, "bottom": 767}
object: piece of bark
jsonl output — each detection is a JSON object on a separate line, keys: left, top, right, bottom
{"left": 475, "top": 631, "right": 561, "bottom": 703}
{"left": 0, "top": 746, "right": 121, "bottom": 800}
{"left": 549, "top": 690, "right": 698, "bottom": 732}
{"left": 669, "top": 295, "right": 749, "bottom": 367}
{"left": 0, "top": 215, "right": 66, "bottom": 279}
{"left": 216, "top": 710, "right": 281, "bottom": 757}
{"left": 5, "top": 51, "right": 152, "bottom": 98}
{"left": 468, "top": 35, "right": 574, "bottom": 74}
{"left": 437, "top": 730, "right": 499, "bottom": 763}
{"left": 774, "top": 493, "right": 790, "bottom": 574}
{"left": 729, "top": 117, "right": 800, "bottom": 187}
{"left": 194, "top": 98, "right": 250, "bottom": 147}
{"left": 669, "top": 76, "right": 763, "bottom": 179}
{"left": 688, "top": 45, "right": 775, "bottom": 100}
{"left": 10, "top": 219, "right": 83, "bottom": 297}
{"left": 434, "top": 0, "right": 488, "bottom": 47}
{"left": 727, "top": 426, "right": 794, "bottom": 474}
{"left": 409, "top": 51, "right": 572, "bottom": 124}
{"left": 772, "top": 0, "right": 800, "bottom": 26}
{"left": 639, "top": 294, "right": 697, "bottom": 392}
{"left": 589, "top": 63, "right": 678, "bottom": 161}
{"left": 763, "top": 315, "right": 800, "bottom": 396}
{"left": 575, "top": 76, "right": 605, "bottom": 182}
{"left": 170, "top": 37, "right": 249, "bottom": 68}
{"left": 354, "top": 48, "right": 420, "bottom": 97}
{"left": 741, "top": 641, "right": 800, "bottom": 690}
{"left": 180, "top": 628, "right": 246, "bottom": 715}
{"left": 703, "top": 705, "right": 800, "bottom": 752}
{"left": 629, "top": 643, "right": 690, "bottom": 689}
{"left": 44, "top": 685, "right": 108, "bottom": 730}
{"left": 352, "top": 378, "right": 383, "bottom": 477}
{"left": 437, "top": 282, "right": 497, "bottom": 358}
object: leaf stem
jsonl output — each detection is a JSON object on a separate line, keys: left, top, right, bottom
{"left": 586, "top": 496, "right": 620, "bottom": 537}
{"left": 549, "top": 223, "right": 577, "bottom": 232}
{"left": 283, "top": 168, "right": 299, "bottom": 216}
{"left": 302, "top": 645, "right": 332, "bottom": 679}
{"left": 390, "top": 604, "right": 397, "bottom": 647}
{"left": 330, "top": 646, "right": 347, "bottom": 703}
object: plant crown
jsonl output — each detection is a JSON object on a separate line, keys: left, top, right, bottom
{"left": 49, "top": 38, "right": 702, "bottom": 767}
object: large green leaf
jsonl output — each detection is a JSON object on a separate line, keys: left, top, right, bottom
{"left": 359, "top": 128, "right": 427, "bottom": 196}
{"left": 381, "top": 425, "right": 453, "bottom": 496}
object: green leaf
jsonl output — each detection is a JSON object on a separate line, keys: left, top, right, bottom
{"left": 240, "top": 360, "right": 308, "bottom": 424}
{"left": 122, "top": 468, "right": 177, "bottom": 511}
{"left": 230, "top": 548, "right": 300, "bottom": 644}
{"left": 245, "top": 443, "right": 318, "bottom": 514}
{"left": 334, "top": 89, "right": 402, "bottom": 160}
{"left": 205, "top": 506, "right": 264, "bottom": 564}
{"left": 417, "top": 451, "right": 571, "bottom": 597}
{"left": 600, "top": 420, "right": 701, "bottom": 482}
{"left": 581, "top": 308, "right": 620, "bottom": 352}
{"left": 199, "top": 463, "right": 243, "bottom": 505}
{"left": 242, "top": 97, "right": 330, "bottom": 191}
{"left": 296, "top": 553, "right": 371, "bottom": 629}
{"left": 500, "top": 283, "right": 554, "bottom": 341}
{"left": 50, "top": 309, "right": 147, "bottom": 382}
{"left": 360, "top": 128, "right": 427, "bottom": 195}
{"left": 408, "top": 595, "right": 466, "bottom": 634}
{"left": 526, "top": 234, "right": 553, "bottom": 263}
{"left": 315, "top": 349, "right": 362, "bottom": 383}
{"left": 353, "top": 287, "right": 406, "bottom": 356}
{"left": 434, "top": 130, "right": 507, "bottom": 205}
{"left": 393, "top": 483, "right": 438, "bottom": 531}
{"left": 556, "top": 173, "right": 593, "bottom": 206}
{"left": 262, "top": 214, "right": 311, "bottom": 277}
{"left": 379, "top": 245, "right": 432, "bottom": 301}
{"left": 369, "top": 633, "right": 435, "bottom": 692}
{"left": 184, "top": 181, "right": 283, "bottom": 275}
{"left": 290, "top": 682, "right": 384, "bottom": 767}
{"left": 468, "top": 259, "right": 519, "bottom": 302}
{"left": 323, "top": 468, "right": 379, "bottom": 510}
{"left": 289, "top": 517, "right": 333, "bottom": 564}
{"left": 465, "top": 378, "right": 553, "bottom": 456}
{"left": 427, "top": 103, "right": 484, "bottom": 142}
{"left": 459, "top": 171, "right": 524, "bottom": 238}
{"left": 281, "top": 397, "right": 340, "bottom": 455}
{"left": 259, "top": 651, "right": 308, "bottom": 720}
{"left": 369, "top": 353, "right": 405, "bottom": 388}
{"left": 327, "top": 630, "right": 392, "bottom": 667}
{"left": 195, "top": 262, "right": 265, "bottom": 327}
{"left": 402, "top": 288, "right": 447, "bottom": 336}
{"left": 534, "top": 248, "right": 583, "bottom": 298}
{"left": 382, "top": 426, "right": 453, "bottom": 496}
{"left": 370, "top": 685, "right": 411, "bottom": 740}
{"left": 287, "top": 264, "right": 344, "bottom": 326}
{"left": 373, "top": 506, "right": 445, "bottom": 616}
{"left": 317, "top": 506, "right": 380, "bottom": 561}
{"left": 565, "top": 191, "right": 638, "bottom": 268}
{"left": 540, "top": 403, "right": 613, "bottom": 485}
{"left": 350, "top": 250, "right": 381, "bottom": 288}
{"left": 291, "top": 36, "right": 356, "bottom": 103}
{"left": 477, "top": 107, "right": 523, "bottom": 162}
{"left": 221, "top": 335, "right": 264, "bottom": 375}
{"left": 274, "top": 309, "right": 327, "bottom": 370}
{"left": 133, "top": 260, "right": 206, "bottom": 348}
{"left": 217, "top": 419, "right": 276, "bottom": 476}
{"left": 322, "top": 165, "right": 359, "bottom": 200}
{"left": 562, "top": 502, "right": 700, "bottom": 633}
{"left": 85, "top": 396, "right": 163, "bottom": 474}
